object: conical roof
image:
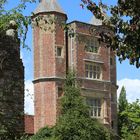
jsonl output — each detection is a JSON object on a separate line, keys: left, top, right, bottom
{"left": 34, "top": 0, "right": 65, "bottom": 14}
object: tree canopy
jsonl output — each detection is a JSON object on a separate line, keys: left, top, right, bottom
{"left": 30, "top": 72, "right": 114, "bottom": 140}
{"left": 81, "top": 0, "right": 140, "bottom": 68}
{"left": 53, "top": 72, "right": 112, "bottom": 140}
{"left": 118, "top": 86, "right": 128, "bottom": 137}
{"left": 118, "top": 86, "right": 128, "bottom": 112}
{"left": 120, "top": 100, "right": 140, "bottom": 139}
{"left": 118, "top": 86, "right": 140, "bottom": 139}
{"left": 0, "top": 0, "right": 36, "bottom": 47}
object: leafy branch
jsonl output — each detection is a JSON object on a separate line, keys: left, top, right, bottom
{"left": 81, "top": 0, "right": 140, "bottom": 68}
{"left": 0, "top": 0, "right": 36, "bottom": 48}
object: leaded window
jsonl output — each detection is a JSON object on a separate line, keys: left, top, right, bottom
{"left": 87, "top": 98, "right": 101, "bottom": 118}
{"left": 85, "top": 39, "right": 99, "bottom": 53}
{"left": 85, "top": 63, "right": 102, "bottom": 80}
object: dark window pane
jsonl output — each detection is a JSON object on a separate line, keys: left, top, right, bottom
{"left": 98, "top": 108, "right": 101, "bottom": 116}
{"left": 98, "top": 100, "right": 101, "bottom": 107}
{"left": 97, "top": 74, "right": 100, "bottom": 79}
{"left": 58, "top": 87, "right": 63, "bottom": 97}
{"left": 85, "top": 64, "right": 88, "bottom": 70}
{"left": 90, "top": 72, "right": 92, "bottom": 78}
{"left": 90, "top": 65, "right": 93, "bottom": 70}
{"left": 86, "top": 71, "right": 89, "bottom": 77}
{"left": 57, "top": 48, "right": 62, "bottom": 56}
{"left": 94, "top": 66, "right": 96, "bottom": 71}
{"left": 95, "top": 47, "right": 98, "bottom": 53}
{"left": 97, "top": 66, "right": 100, "bottom": 71}
{"left": 93, "top": 72, "right": 96, "bottom": 78}
{"left": 94, "top": 108, "right": 97, "bottom": 116}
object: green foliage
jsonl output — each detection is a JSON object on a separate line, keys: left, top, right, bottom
{"left": 118, "top": 86, "right": 140, "bottom": 139}
{"left": 118, "top": 86, "right": 128, "bottom": 137}
{"left": 17, "top": 135, "right": 30, "bottom": 140}
{"left": 60, "top": 72, "right": 89, "bottom": 116}
{"left": 0, "top": 0, "right": 36, "bottom": 47}
{"left": 118, "top": 86, "right": 128, "bottom": 113}
{"left": 31, "top": 72, "right": 114, "bottom": 140}
{"left": 122, "top": 100, "right": 140, "bottom": 131}
{"left": 30, "top": 126, "right": 55, "bottom": 140}
{"left": 53, "top": 72, "right": 113, "bottom": 140}
{"left": 81, "top": 0, "right": 140, "bottom": 68}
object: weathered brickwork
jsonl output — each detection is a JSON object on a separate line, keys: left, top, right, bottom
{"left": 32, "top": 11, "right": 67, "bottom": 133}
{"left": 24, "top": 115, "right": 34, "bottom": 135}
{"left": 33, "top": 0, "right": 117, "bottom": 134}
{"left": 67, "top": 21, "right": 117, "bottom": 131}
{"left": 0, "top": 31, "right": 24, "bottom": 134}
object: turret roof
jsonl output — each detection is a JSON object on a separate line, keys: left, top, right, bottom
{"left": 34, "top": 0, "right": 65, "bottom": 14}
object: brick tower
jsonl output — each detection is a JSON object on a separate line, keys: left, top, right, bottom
{"left": 32, "top": 0, "right": 117, "bottom": 134}
{"left": 32, "top": 0, "right": 67, "bottom": 132}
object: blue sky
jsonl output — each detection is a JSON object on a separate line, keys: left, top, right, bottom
{"left": 5, "top": 0, "right": 140, "bottom": 114}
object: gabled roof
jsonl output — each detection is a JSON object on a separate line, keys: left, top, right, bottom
{"left": 89, "top": 16, "right": 103, "bottom": 26}
{"left": 34, "top": 0, "right": 65, "bottom": 14}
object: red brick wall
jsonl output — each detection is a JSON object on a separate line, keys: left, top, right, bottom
{"left": 33, "top": 16, "right": 117, "bottom": 133}
{"left": 34, "top": 82, "right": 57, "bottom": 133}
{"left": 33, "top": 13, "right": 66, "bottom": 133}
{"left": 67, "top": 21, "right": 117, "bottom": 131}
{"left": 110, "top": 50, "right": 116, "bottom": 84}
{"left": 71, "top": 22, "right": 110, "bottom": 81}
{"left": 34, "top": 28, "right": 55, "bottom": 78}
{"left": 24, "top": 115, "right": 34, "bottom": 134}
{"left": 100, "top": 46, "right": 110, "bottom": 81}
{"left": 33, "top": 26, "right": 40, "bottom": 78}
{"left": 55, "top": 15, "right": 66, "bottom": 77}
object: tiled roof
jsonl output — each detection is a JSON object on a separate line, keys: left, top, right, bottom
{"left": 34, "top": 0, "right": 65, "bottom": 14}
{"left": 24, "top": 115, "right": 34, "bottom": 134}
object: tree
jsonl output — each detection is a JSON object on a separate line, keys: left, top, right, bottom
{"left": 81, "top": 0, "right": 140, "bottom": 68}
{"left": 118, "top": 86, "right": 128, "bottom": 137}
{"left": 118, "top": 87, "right": 140, "bottom": 139}
{"left": 30, "top": 72, "right": 114, "bottom": 140}
{"left": 54, "top": 73, "right": 111, "bottom": 140}
{"left": 52, "top": 72, "right": 113, "bottom": 140}
{"left": 29, "top": 126, "right": 54, "bottom": 140}
{"left": 118, "top": 86, "right": 128, "bottom": 112}
{"left": 0, "top": 0, "right": 36, "bottom": 48}
{"left": 120, "top": 100, "right": 140, "bottom": 140}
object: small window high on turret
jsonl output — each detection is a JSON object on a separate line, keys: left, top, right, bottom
{"left": 56, "top": 46, "right": 63, "bottom": 57}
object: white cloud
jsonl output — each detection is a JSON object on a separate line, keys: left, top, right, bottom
{"left": 117, "top": 79, "right": 140, "bottom": 102}
{"left": 24, "top": 80, "right": 34, "bottom": 115}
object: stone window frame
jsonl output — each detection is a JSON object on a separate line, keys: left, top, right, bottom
{"left": 85, "top": 38, "right": 100, "bottom": 54}
{"left": 55, "top": 45, "right": 63, "bottom": 58}
{"left": 57, "top": 86, "right": 63, "bottom": 98}
{"left": 87, "top": 98, "right": 102, "bottom": 118}
{"left": 85, "top": 62, "right": 102, "bottom": 80}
